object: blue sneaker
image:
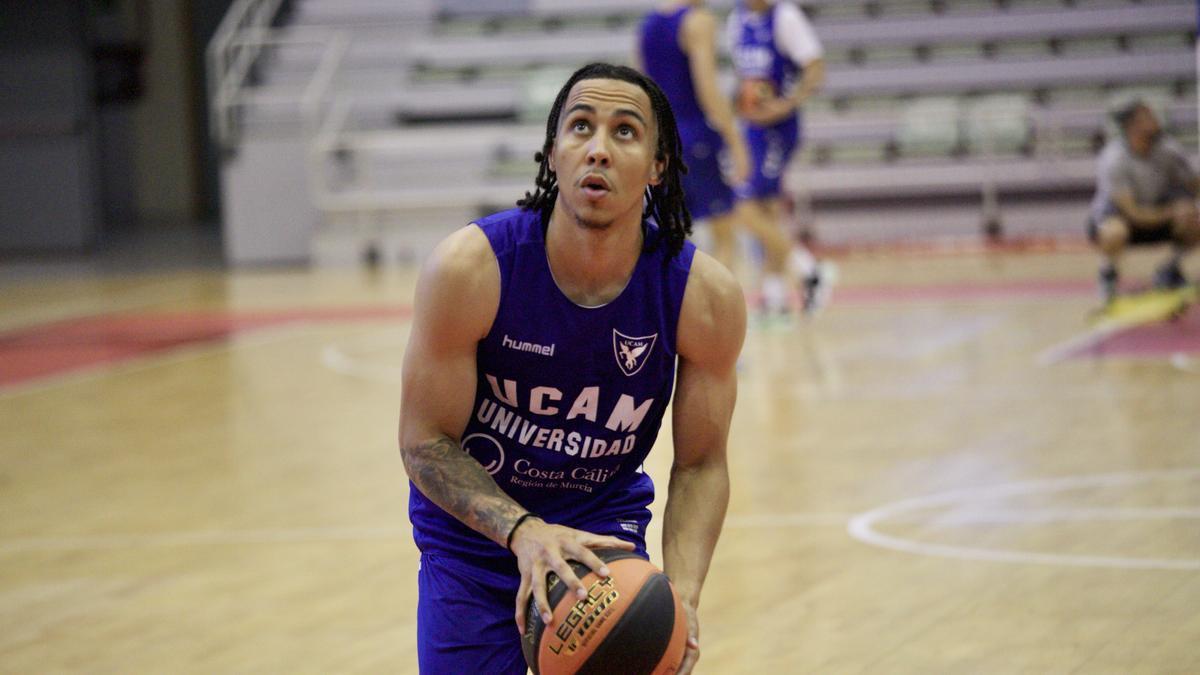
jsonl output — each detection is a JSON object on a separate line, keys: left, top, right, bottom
{"left": 1153, "top": 262, "right": 1187, "bottom": 290}
{"left": 1099, "top": 266, "right": 1118, "bottom": 305}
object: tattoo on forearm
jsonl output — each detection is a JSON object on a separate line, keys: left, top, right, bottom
{"left": 401, "top": 436, "right": 525, "bottom": 544}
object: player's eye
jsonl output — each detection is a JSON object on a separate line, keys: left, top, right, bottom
{"left": 571, "top": 119, "right": 591, "bottom": 133}
{"left": 616, "top": 125, "right": 637, "bottom": 139}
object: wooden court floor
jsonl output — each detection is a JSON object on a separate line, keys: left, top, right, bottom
{"left": 1, "top": 246, "right": 1197, "bottom": 673}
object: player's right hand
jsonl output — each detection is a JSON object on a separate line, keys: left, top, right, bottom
{"left": 511, "top": 519, "right": 636, "bottom": 634}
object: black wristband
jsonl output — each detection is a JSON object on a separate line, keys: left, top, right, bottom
{"left": 505, "top": 512, "right": 540, "bottom": 552}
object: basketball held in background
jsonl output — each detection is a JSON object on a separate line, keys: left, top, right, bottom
{"left": 736, "top": 78, "right": 776, "bottom": 117}
{"left": 521, "top": 548, "right": 687, "bottom": 675}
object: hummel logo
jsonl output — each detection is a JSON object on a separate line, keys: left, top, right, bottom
{"left": 502, "top": 334, "right": 555, "bottom": 357}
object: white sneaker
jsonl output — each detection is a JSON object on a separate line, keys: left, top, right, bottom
{"left": 761, "top": 274, "right": 791, "bottom": 315}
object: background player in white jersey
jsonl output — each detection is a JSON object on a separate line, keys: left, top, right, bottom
{"left": 398, "top": 63, "right": 745, "bottom": 674}
{"left": 1089, "top": 99, "right": 1199, "bottom": 302}
{"left": 728, "top": 0, "right": 831, "bottom": 314}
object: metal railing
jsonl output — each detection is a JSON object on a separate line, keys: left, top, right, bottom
{"left": 207, "top": 0, "right": 289, "bottom": 149}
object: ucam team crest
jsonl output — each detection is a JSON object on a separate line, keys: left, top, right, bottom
{"left": 612, "top": 329, "right": 657, "bottom": 377}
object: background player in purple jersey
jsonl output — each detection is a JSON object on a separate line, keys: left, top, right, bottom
{"left": 637, "top": 0, "right": 749, "bottom": 271}
{"left": 728, "top": 0, "right": 831, "bottom": 314}
{"left": 398, "top": 63, "right": 745, "bottom": 674}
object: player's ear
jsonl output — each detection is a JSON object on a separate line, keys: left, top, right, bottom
{"left": 649, "top": 156, "right": 667, "bottom": 186}
{"left": 547, "top": 142, "right": 556, "bottom": 173}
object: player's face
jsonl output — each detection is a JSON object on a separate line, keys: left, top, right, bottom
{"left": 549, "top": 78, "right": 665, "bottom": 230}
{"left": 1130, "top": 106, "right": 1162, "bottom": 144}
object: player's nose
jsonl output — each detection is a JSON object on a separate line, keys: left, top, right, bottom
{"left": 585, "top": 134, "right": 611, "bottom": 167}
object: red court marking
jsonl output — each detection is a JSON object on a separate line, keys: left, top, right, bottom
{"left": 816, "top": 235, "right": 1092, "bottom": 258}
{"left": 0, "top": 307, "right": 410, "bottom": 388}
{"left": 747, "top": 279, "right": 1093, "bottom": 306}
{"left": 833, "top": 279, "right": 1093, "bottom": 304}
{"left": 1069, "top": 307, "right": 1200, "bottom": 360}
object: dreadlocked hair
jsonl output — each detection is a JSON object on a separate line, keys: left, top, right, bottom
{"left": 517, "top": 62, "right": 693, "bottom": 259}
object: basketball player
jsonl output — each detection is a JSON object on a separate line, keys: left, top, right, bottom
{"left": 728, "top": 0, "right": 830, "bottom": 313}
{"left": 1090, "top": 99, "right": 1199, "bottom": 303}
{"left": 398, "top": 63, "right": 745, "bottom": 674}
{"left": 637, "top": 0, "right": 750, "bottom": 271}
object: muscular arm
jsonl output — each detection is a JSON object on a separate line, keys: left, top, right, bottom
{"left": 664, "top": 252, "right": 747, "bottom": 672}
{"left": 397, "top": 225, "right": 526, "bottom": 546}
{"left": 681, "top": 9, "right": 748, "bottom": 181}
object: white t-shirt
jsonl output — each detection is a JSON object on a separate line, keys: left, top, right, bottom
{"left": 773, "top": 2, "right": 824, "bottom": 66}
{"left": 1090, "top": 136, "right": 1197, "bottom": 223}
{"left": 727, "top": 2, "right": 824, "bottom": 66}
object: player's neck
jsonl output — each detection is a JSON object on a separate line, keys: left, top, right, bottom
{"left": 545, "top": 208, "right": 644, "bottom": 307}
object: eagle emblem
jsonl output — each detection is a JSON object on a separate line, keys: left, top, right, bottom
{"left": 612, "top": 329, "right": 658, "bottom": 377}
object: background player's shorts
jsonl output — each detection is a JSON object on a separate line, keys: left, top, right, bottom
{"left": 737, "top": 115, "right": 800, "bottom": 201}
{"left": 679, "top": 123, "right": 735, "bottom": 220}
{"left": 417, "top": 553, "right": 526, "bottom": 675}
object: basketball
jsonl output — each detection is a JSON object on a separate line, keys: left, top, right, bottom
{"left": 521, "top": 549, "right": 688, "bottom": 675}
{"left": 736, "top": 78, "right": 776, "bottom": 116}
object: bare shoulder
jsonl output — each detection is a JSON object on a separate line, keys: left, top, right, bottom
{"left": 423, "top": 224, "right": 495, "bottom": 282}
{"left": 415, "top": 224, "right": 500, "bottom": 342}
{"left": 680, "top": 5, "right": 717, "bottom": 46}
{"left": 677, "top": 250, "right": 746, "bottom": 370}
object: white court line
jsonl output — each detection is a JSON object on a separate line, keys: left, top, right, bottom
{"left": 848, "top": 469, "right": 1200, "bottom": 571}
{"left": 1171, "top": 353, "right": 1198, "bottom": 373}
{"left": 320, "top": 326, "right": 409, "bottom": 383}
{"left": 1035, "top": 320, "right": 1126, "bottom": 367}
{"left": 1036, "top": 296, "right": 1199, "bottom": 367}
{"left": 321, "top": 344, "right": 404, "bottom": 383}
{"left": 928, "top": 506, "right": 1200, "bottom": 526}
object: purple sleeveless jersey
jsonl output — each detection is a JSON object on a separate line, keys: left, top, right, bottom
{"left": 639, "top": 6, "right": 706, "bottom": 129}
{"left": 639, "top": 6, "right": 738, "bottom": 219}
{"left": 408, "top": 208, "right": 696, "bottom": 568}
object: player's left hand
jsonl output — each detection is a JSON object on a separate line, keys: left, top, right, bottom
{"left": 677, "top": 601, "right": 700, "bottom": 675}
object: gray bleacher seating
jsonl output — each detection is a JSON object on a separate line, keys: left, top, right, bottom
{"left": 964, "top": 93, "right": 1032, "bottom": 155}
{"left": 393, "top": 0, "right": 1193, "bottom": 123}
{"left": 392, "top": 44, "right": 1193, "bottom": 124}
{"left": 230, "top": 0, "right": 1198, "bottom": 257}
{"left": 814, "top": 3, "right": 1190, "bottom": 47}
{"left": 359, "top": 0, "right": 1194, "bottom": 203}
{"left": 897, "top": 96, "right": 962, "bottom": 158}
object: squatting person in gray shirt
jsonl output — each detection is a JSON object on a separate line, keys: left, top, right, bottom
{"left": 1089, "top": 99, "right": 1200, "bottom": 303}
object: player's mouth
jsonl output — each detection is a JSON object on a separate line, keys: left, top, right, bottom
{"left": 579, "top": 174, "right": 611, "bottom": 200}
